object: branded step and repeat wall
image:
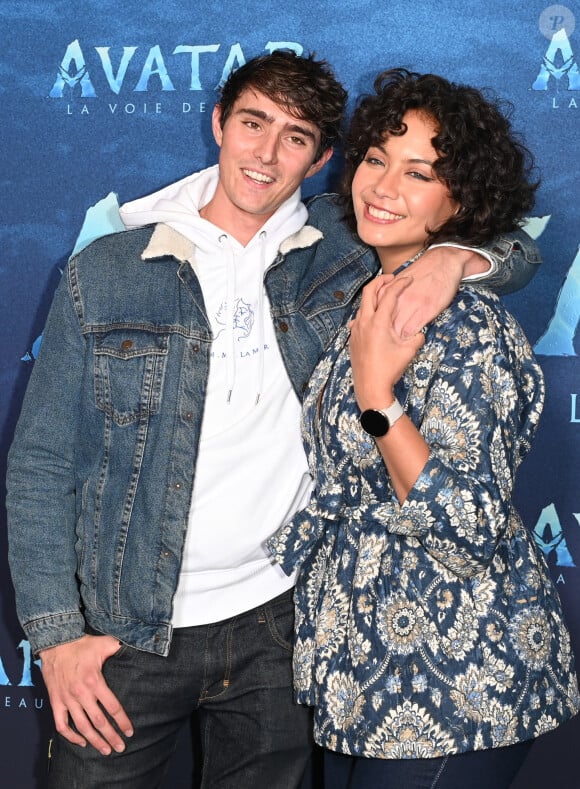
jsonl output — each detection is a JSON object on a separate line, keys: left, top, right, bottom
{"left": 1, "top": 2, "right": 579, "bottom": 786}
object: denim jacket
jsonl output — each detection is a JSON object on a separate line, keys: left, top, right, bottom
{"left": 6, "top": 193, "right": 541, "bottom": 657}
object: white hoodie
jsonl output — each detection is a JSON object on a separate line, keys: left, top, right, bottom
{"left": 120, "top": 165, "right": 312, "bottom": 626}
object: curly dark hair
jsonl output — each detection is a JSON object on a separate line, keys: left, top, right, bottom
{"left": 218, "top": 50, "right": 347, "bottom": 162}
{"left": 341, "top": 68, "right": 538, "bottom": 245}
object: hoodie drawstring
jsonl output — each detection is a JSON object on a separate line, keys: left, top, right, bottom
{"left": 219, "top": 234, "right": 237, "bottom": 404}
{"left": 254, "top": 231, "right": 268, "bottom": 405}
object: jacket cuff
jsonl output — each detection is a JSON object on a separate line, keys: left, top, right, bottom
{"left": 428, "top": 242, "right": 497, "bottom": 281}
{"left": 22, "top": 611, "right": 86, "bottom": 657}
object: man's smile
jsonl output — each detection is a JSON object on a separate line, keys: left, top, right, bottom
{"left": 242, "top": 168, "right": 275, "bottom": 184}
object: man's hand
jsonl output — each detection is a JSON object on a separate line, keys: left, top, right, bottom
{"left": 40, "top": 635, "right": 134, "bottom": 755}
{"left": 390, "top": 246, "right": 489, "bottom": 337}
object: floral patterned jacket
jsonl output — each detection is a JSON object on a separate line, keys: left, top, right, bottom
{"left": 268, "top": 285, "right": 579, "bottom": 758}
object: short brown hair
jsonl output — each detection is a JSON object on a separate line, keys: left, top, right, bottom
{"left": 218, "top": 50, "right": 347, "bottom": 161}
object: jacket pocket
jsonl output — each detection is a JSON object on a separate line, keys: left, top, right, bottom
{"left": 93, "top": 329, "right": 169, "bottom": 426}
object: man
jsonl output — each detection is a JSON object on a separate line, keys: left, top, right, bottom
{"left": 7, "top": 51, "right": 540, "bottom": 788}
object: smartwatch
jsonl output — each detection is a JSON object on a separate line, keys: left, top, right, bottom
{"left": 359, "top": 399, "right": 404, "bottom": 437}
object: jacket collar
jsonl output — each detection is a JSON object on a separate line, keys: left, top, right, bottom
{"left": 141, "top": 223, "right": 194, "bottom": 262}
{"left": 140, "top": 221, "right": 323, "bottom": 263}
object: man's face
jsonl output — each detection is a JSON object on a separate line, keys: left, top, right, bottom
{"left": 208, "top": 88, "right": 332, "bottom": 241}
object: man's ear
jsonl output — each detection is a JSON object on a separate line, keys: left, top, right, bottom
{"left": 212, "top": 104, "right": 223, "bottom": 147}
{"left": 305, "top": 146, "right": 334, "bottom": 179}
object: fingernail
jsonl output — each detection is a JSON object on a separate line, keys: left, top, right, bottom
{"left": 114, "top": 742, "right": 126, "bottom": 753}
{"left": 124, "top": 729, "right": 134, "bottom": 738}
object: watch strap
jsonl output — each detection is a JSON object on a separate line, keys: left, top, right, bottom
{"left": 379, "top": 398, "right": 404, "bottom": 427}
{"left": 359, "top": 399, "right": 404, "bottom": 437}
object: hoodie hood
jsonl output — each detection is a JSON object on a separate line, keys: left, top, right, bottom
{"left": 120, "top": 165, "right": 219, "bottom": 253}
{"left": 119, "top": 164, "right": 308, "bottom": 260}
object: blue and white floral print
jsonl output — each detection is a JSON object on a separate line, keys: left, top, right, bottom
{"left": 269, "top": 285, "right": 579, "bottom": 758}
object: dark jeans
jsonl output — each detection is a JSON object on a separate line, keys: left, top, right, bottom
{"left": 47, "top": 589, "right": 313, "bottom": 789}
{"left": 324, "top": 739, "right": 533, "bottom": 789}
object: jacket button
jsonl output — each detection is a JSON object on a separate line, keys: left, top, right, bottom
{"left": 333, "top": 290, "right": 345, "bottom": 301}
{"left": 121, "top": 340, "right": 133, "bottom": 350}
{"left": 279, "top": 321, "right": 289, "bottom": 333}
{"left": 174, "top": 482, "right": 182, "bottom": 490}
{"left": 184, "top": 412, "right": 193, "bottom": 420}
{"left": 192, "top": 345, "right": 200, "bottom": 353}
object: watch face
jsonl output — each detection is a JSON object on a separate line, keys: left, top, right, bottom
{"left": 360, "top": 408, "right": 389, "bottom": 437}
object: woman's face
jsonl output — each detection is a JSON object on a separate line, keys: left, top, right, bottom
{"left": 351, "top": 109, "right": 459, "bottom": 272}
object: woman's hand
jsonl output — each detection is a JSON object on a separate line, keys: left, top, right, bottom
{"left": 350, "top": 274, "right": 430, "bottom": 501}
{"left": 349, "top": 274, "right": 425, "bottom": 410}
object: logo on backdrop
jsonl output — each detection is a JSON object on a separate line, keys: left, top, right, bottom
{"left": 533, "top": 5, "right": 579, "bottom": 101}
{"left": 0, "top": 640, "right": 45, "bottom": 711}
{"left": 533, "top": 504, "right": 577, "bottom": 573}
{"left": 48, "top": 39, "right": 304, "bottom": 116}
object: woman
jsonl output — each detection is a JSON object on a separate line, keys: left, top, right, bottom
{"left": 268, "top": 70, "right": 579, "bottom": 788}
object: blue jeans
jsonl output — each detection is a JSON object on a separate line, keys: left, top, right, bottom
{"left": 47, "top": 589, "right": 313, "bottom": 788}
{"left": 324, "top": 739, "right": 533, "bottom": 789}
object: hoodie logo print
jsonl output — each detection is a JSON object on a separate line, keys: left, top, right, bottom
{"left": 214, "top": 298, "right": 254, "bottom": 340}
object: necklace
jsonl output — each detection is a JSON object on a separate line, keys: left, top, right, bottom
{"left": 391, "top": 247, "right": 427, "bottom": 277}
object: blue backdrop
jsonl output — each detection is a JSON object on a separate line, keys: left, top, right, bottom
{"left": 1, "top": 2, "right": 579, "bottom": 786}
